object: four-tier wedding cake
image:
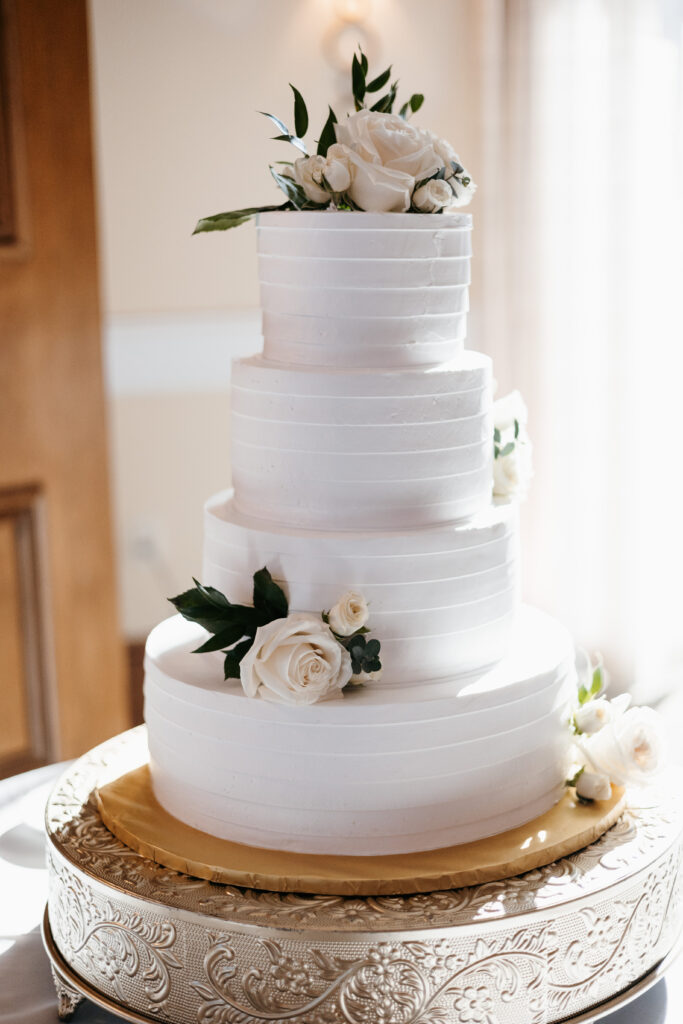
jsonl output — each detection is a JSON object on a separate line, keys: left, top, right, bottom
{"left": 142, "top": 53, "right": 662, "bottom": 861}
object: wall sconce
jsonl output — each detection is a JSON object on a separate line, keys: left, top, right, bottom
{"left": 323, "top": 0, "right": 378, "bottom": 83}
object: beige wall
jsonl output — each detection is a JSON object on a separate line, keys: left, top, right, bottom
{"left": 89, "top": 0, "right": 486, "bottom": 636}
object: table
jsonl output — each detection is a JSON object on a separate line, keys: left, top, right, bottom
{"left": 1, "top": 761, "right": 682, "bottom": 1023}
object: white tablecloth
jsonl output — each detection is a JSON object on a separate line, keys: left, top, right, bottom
{"left": 0, "top": 761, "right": 682, "bottom": 1023}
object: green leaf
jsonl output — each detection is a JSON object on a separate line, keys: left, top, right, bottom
{"left": 365, "top": 66, "right": 392, "bottom": 93}
{"left": 364, "top": 638, "right": 380, "bottom": 658}
{"left": 252, "top": 567, "right": 289, "bottom": 620}
{"left": 499, "top": 441, "right": 515, "bottom": 458}
{"left": 370, "top": 81, "right": 398, "bottom": 114}
{"left": 514, "top": 418, "right": 520, "bottom": 439}
{"left": 399, "top": 93, "right": 424, "bottom": 119}
{"left": 290, "top": 84, "right": 308, "bottom": 138}
{"left": 192, "top": 204, "right": 289, "bottom": 235}
{"left": 360, "top": 49, "right": 368, "bottom": 75}
{"left": 192, "top": 577, "right": 231, "bottom": 610}
{"left": 270, "top": 166, "right": 308, "bottom": 209}
{"left": 566, "top": 766, "right": 585, "bottom": 787}
{"left": 224, "top": 638, "right": 254, "bottom": 680}
{"left": 317, "top": 106, "right": 338, "bottom": 157}
{"left": 259, "top": 110, "right": 291, "bottom": 136}
{"left": 591, "top": 665, "right": 604, "bottom": 697}
{"left": 578, "top": 684, "right": 589, "bottom": 705}
{"left": 352, "top": 52, "right": 366, "bottom": 110}
{"left": 193, "top": 623, "right": 253, "bottom": 654}
{"left": 493, "top": 427, "right": 501, "bottom": 444}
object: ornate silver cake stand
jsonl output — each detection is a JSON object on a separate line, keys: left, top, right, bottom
{"left": 44, "top": 728, "right": 683, "bottom": 1024}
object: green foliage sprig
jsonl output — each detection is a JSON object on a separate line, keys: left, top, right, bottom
{"left": 494, "top": 419, "right": 520, "bottom": 460}
{"left": 193, "top": 47, "right": 426, "bottom": 234}
{"left": 321, "top": 612, "right": 382, "bottom": 677}
{"left": 169, "top": 569, "right": 288, "bottom": 680}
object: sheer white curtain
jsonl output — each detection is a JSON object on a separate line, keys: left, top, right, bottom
{"left": 471, "top": 0, "right": 683, "bottom": 699}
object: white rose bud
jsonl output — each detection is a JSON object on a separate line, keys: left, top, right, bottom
{"left": 493, "top": 391, "right": 533, "bottom": 500}
{"left": 575, "top": 770, "right": 612, "bottom": 801}
{"left": 412, "top": 178, "right": 453, "bottom": 213}
{"left": 327, "top": 591, "right": 369, "bottom": 637}
{"left": 576, "top": 706, "right": 667, "bottom": 787}
{"left": 240, "top": 613, "right": 351, "bottom": 706}
{"left": 450, "top": 174, "right": 477, "bottom": 207}
{"left": 293, "top": 155, "right": 329, "bottom": 204}
{"left": 574, "top": 698, "right": 613, "bottom": 735}
{"left": 324, "top": 143, "right": 352, "bottom": 194}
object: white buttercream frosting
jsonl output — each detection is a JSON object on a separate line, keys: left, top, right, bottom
{"left": 257, "top": 211, "right": 472, "bottom": 368}
{"left": 230, "top": 353, "right": 493, "bottom": 530}
{"left": 203, "top": 491, "right": 518, "bottom": 685}
{"left": 144, "top": 607, "right": 574, "bottom": 855}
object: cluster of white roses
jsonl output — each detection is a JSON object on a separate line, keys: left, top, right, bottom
{"left": 288, "top": 109, "right": 475, "bottom": 215}
{"left": 241, "top": 591, "right": 381, "bottom": 707}
{"left": 492, "top": 390, "right": 533, "bottom": 500}
{"left": 569, "top": 651, "right": 667, "bottom": 802}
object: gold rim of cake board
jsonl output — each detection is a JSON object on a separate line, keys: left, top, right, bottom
{"left": 95, "top": 762, "right": 627, "bottom": 897}
{"left": 40, "top": 905, "right": 683, "bottom": 1024}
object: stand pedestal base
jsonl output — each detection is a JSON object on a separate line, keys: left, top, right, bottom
{"left": 44, "top": 728, "right": 683, "bottom": 1024}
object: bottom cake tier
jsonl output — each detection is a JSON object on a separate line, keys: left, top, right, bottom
{"left": 44, "top": 729, "right": 683, "bottom": 1024}
{"left": 144, "top": 605, "right": 574, "bottom": 855}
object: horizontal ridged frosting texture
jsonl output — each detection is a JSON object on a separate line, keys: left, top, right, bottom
{"left": 203, "top": 491, "right": 519, "bottom": 684}
{"left": 230, "top": 353, "right": 494, "bottom": 530}
{"left": 144, "top": 608, "right": 574, "bottom": 855}
{"left": 257, "top": 211, "right": 472, "bottom": 368}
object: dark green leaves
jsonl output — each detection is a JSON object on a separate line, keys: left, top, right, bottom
{"left": 260, "top": 111, "right": 307, "bottom": 155}
{"left": 270, "top": 167, "right": 308, "bottom": 209}
{"left": 168, "top": 568, "right": 289, "bottom": 681}
{"left": 370, "top": 81, "right": 398, "bottom": 114}
{"left": 345, "top": 635, "right": 382, "bottom": 676}
{"left": 253, "top": 567, "right": 288, "bottom": 620}
{"left": 270, "top": 166, "right": 329, "bottom": 211}
{"left": 366, "top": 65, "right": 392, "bottom": 93}
{"left": 399, "top": 93, "right": 424, "bottom": 119}
{"left": 290, "top": 84, "right": 308, "bottom": 138}
{"left": 317, "top": 106, "right": 338, "bottom": 157}
{"left": 193, "top": 203, "right": 289, "bottom": 234}
{"left": 352, "top": 50, "right": 366, "bottom": 110}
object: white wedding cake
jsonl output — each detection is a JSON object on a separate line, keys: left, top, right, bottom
{"left": 143, "top": 209, "right": 576, "bottom": 856}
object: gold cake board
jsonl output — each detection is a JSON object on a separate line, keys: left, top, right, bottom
{"left": 96, "top": 763, "right": 626, "bottom": 896}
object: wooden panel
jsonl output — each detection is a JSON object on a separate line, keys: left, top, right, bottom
{"left": 0, "top": 0, "right": 129, "bottom": 769}
{"left": 0, "top": 485, "right": 54, "bottom": 775}
{"left": 0, "top": 518, "right": 29, "bottom": 760}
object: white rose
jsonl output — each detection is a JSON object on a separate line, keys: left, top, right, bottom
{"left": 494, "top": 390, "right": 528, "bottom": 432}
{"left": 240, "top": 613, "right": 351, "bottom": 706}
{"left": 492, "top": 391, "right": 533, "bottom": 500}
{"left": 449, "top": 174, "right": 477, "bottom": 207}
{"left": 493, "top": 439, "right": 533, "bottom": 499}
{"left": 327, "top": 591, "right": 369, "bottom": 637}
{"left": 574, "top": 698, "right": 614, "bottom": 735}
{"left": 324, "top": 143, "right": 353, "bottom": 193}
{"left": 292, "top": 155, "right": 329, "bottom": 204}
{"left": 422, "top": 128, "right": 459, "bottom": 172}
{"left": 575, "top": 770, "right": 612, "bottom": 801}
{"left": 336, "top": 109, "right": 443, "bottom": 181}
{"left": 412, "top": 178, "right": 453, "bottom": 213}
{"left": 576, "top": 706, "right": 667, "bottom": 787}
{"left": 341, "top": 147, "right": 412, "bottom": 212}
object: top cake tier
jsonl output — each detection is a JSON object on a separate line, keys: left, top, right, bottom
{"left": 257, "top": 211, "right": 472, "bottom": 369}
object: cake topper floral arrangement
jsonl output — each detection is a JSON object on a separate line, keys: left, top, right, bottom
{"left": 169, "top": 569, "right": 382, "bottom": 706}
{"left": 193, "top": 47, "right": 476, "bottom": 233}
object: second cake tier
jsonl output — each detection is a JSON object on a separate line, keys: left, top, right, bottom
{"left": 204, "top": 491, "right": 519, "bottom": 685}
{"left": 231, "top": 351, "right": 493, "bottom": 531}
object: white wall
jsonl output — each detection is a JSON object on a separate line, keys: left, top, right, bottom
{"left": 89, "top": 0, "right": 485, "bottom": 637}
